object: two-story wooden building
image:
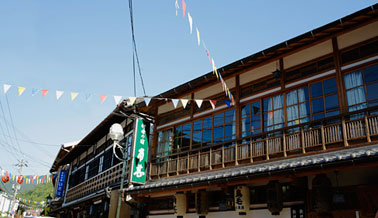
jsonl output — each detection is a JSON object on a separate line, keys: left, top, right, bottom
{"left": 121, "top": 4, "right": 378, "bottom": 218}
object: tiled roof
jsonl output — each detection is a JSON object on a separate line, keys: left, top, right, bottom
{"left": 125, "top": 145, "right": 378, "bottom": 194}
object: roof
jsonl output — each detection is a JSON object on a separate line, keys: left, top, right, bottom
{"left": 140, "top": 3, "right": 378, "bottom": 111}
{"left": 124, "top": 144, "right": 378, "bottom": 194}
{"left": 50, "top": 141, "right": 78, "bottom": 173}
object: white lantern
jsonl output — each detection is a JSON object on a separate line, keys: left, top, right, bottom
{"left": 175, "top": 193, "right": 187, "bottom": 217}
{"left": 234, "top": 186, "right": 250, "bottom": 215}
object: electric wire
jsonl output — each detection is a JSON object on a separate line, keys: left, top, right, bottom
{"left": 128, "top": 0, "right": 147, "bottom": 96}
{"left": 0, "top": 97, "right": 19, "bottom": 158}
{"left": 4, "top": 95, "right": 23, "bottom": 157}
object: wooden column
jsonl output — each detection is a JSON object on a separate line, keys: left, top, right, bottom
{"left": 365, "top": 115, "right": 371, "bottom": 143}
{"left": 332, "top": 37, "right": 348, "bottom": 113}
{"left": 235, "top": 75, "right": 240, "bottom": 166}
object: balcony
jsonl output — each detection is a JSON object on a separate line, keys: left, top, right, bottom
{"left": 65, "top": 162, "right": 128, "bottom": 203}
{"left": 150, "top": 106, "right": 378, "bottom": 179}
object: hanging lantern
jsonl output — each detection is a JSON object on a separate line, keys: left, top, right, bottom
{"left": 312, "top": 174, "right": 332, "bottom": 215}
{"left": 174, "top": 192, "right": 187, "bottom": 217}
{"left": 17, "top": 176, "right": 24, "bottom": 184}
{"left": 196, "top": 190, "right": 208, "bottom": 216}
{"left": 1, "top": 172, "right": 10, "bottom": 183}
{"left": 234, "top": 186, "right": 250, "bottom": 215}
{"left": 267, "top": 180, "right": 283, "bottom": 215}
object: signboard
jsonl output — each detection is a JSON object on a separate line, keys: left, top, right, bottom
{"left": 130, "top": 118, "right": 149, "bottom": 184}
{"left": 56, "top": 170, "right": 67, "bottom": 197}
{"left": 234, "top": 186, "right": 250, "bottom": 215}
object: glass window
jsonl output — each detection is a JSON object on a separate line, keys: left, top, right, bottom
{"left": 157, "top": 129, "right": 172, "bottom": 157}
{"left": 310, "top": 78, "right": 339, "bottom": 120}
{"left": 242, "top": 101, "right": 261, "bottom": 137}
{"left": 364, "top": 64, "right": 378, "bottom": 83}
{"left": 310, "top": 82, "right": 323, "bottom": 98}
{"left": 323, "top": 78, "right": 337, "bottom": 95}
{"left": 286, "top": 87, "right": 311, "bottom": 126}
{"left": 263, "top": 95, "right": 284, "bottom": 131}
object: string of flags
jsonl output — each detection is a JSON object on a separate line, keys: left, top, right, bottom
{"left": 1, "top": 191, "right": 46, "bottom": 208}
{"left": 2, "top": 83, "right": 235, "bottom": 109}
{"left": 175, "top": 0, "right": 235, "bottom": 105}
{"left": 1, "top": 169, "right": 53, "bottom": 185}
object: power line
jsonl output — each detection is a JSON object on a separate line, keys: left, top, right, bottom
{"left": 4, "top": 95, "right": 23, "bottom": 156}
{"left": 0, "top": 96, "right": 19, "bottom": 158}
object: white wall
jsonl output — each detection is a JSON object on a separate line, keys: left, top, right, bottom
{"left": 149, "top": 208, "right": 291, "bottom": 218}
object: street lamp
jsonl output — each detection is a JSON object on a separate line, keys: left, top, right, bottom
{"left": 109, "top": 123, "right": 126, "bottom": 218}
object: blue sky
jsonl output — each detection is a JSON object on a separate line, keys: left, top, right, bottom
{"left": 0, "top": 0, "right": 376, "bottom": 175}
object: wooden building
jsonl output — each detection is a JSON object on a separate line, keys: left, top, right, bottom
{"left": 121, "top": 4, "right": 378, "bottom": 218}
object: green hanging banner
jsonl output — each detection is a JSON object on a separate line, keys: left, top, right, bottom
{"left": 130, "top": 118, "right": 149, "bottom": 184}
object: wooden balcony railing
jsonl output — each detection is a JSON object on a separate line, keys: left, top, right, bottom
{"left": 150, "top": 107, "right": 378, "bottom": 179}
{"left": 65, "top": 162, "right": 127, "bottom": 203}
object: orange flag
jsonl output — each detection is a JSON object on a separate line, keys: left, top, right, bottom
{"left": 100, "top": 95, "right": 107, "bottom": 103}
{"left": 42, "top": 89, "right": 48, "bottom": 97}
{"left": 182, "top": 0, "right": 186, "bottom": 18}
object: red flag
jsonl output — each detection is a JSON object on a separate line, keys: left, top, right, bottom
{"left": 182, "top": 0, "right": 186, "bottom": 18}
{"left": 206, "top": 48, "right": 211, "bottom": 64}
{"left": 100, "top": 95, "right": 108, "bottom": 103}
{"left": 42, "top": 89, "right": 48, "bottom": 97}
{"left": 210, "top": 100, "right": 217, "bottom": 109}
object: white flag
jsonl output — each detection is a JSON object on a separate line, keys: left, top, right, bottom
{"left": 172, "top": 99, "right": 179, "bottom": 108}
{"left": 195, "top": 99, "right": 203, "bottom": 108}
{"left": 188, "top": 13, "right": 193, "bottom": 34}
{"left": 56, "top": 91, "right": 64, "bottom": 100}
{"left": 129, "top": 97, "right": 137, "bottom": 105}
{"left": 181, "top": 99, "right": 189, "bottom": 108}
{"left": 114, "top": 96, "right": 122, "bottom": 105}
{"left": 3, "top": 84, "right": 11, "bottom": 94}
{"left": 175, "top": 0, "right": 179, "bottom": 16}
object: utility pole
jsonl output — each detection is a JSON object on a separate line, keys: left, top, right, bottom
{"left": 8, "top": 158, "right": 27, "bottom": 218}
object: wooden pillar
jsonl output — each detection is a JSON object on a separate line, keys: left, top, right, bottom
{"left": 332, "top": 37, "right": 347, "bottom": 113}
{"left": 283, "top": 132, "right": 287, "bottom": 157}
{"left": 342, "top": 117, "right": 349, "bottom": 147}
{"left": 301, "top": 128, "right": 306, "bottom": 154}
{"left": 365, "top": 115, "right": 371, "bottom": 143}
{"left": 321, "top": 124, "right": 326, "bottom": 150}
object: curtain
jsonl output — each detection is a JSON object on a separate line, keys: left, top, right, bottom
{"left": 344, "top": 71, "right": 367, "bottom": 111}
{"left": 287, "top": 90, "right": 298, "bottom": 125}
{"left": 273, "top": 95, "right": 284, "bottom": 129}
{"left": 298, "top": 88, "right": 309, "bottom": 122}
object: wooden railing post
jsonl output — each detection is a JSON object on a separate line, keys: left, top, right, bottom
{"left": 301, "top": 128, "right": 306, "bottom": 154}
{"left": 222, "top": 146, "right": 225, "bottom": 168}
{"left": 235, "top": 144, "right": 239, "bottom": 166}
{"left": 176, "top": 157, "right": 179, "bottom": 175}
{"left": 365, "top": 115, "right": 371, "bottom": 143}
{"left": 283, "top": 132, "right": 287, "bottom": 157}
{"left": 265, "top": 138, "right": 269, "bottom": 160}
{"left": 342, "top": 117, "right": 349, "bottom": 147}
{"left": 250, "top": 141, "right": 253, "bottom": 163}
{"left": 187, "top": 153, "right": 190, "bottom": 174}
{"left": 209, "top": 148, "right": 212, "bottom": 170}
{"left": 198, "top": 152, "right": 200, "bottom": 172}
{"left": 321, "top": 125, "right": 326, "bottom": 150}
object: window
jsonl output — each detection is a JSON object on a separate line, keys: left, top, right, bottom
{"left": 173, "top": 123, "right": 191, "bottom": 152}
{"left": 157, "top": 129, "right": 172, "bottom": 157}
{"left": 102, "top": 149, "right": 113, "bottom": 171}
{"left": 286, "top": 87, "right": 310, "bottom": 126}
{"left": 242, "top": 101, "right": 261, "bottom": 137}
{"left": 344, "top": 64, "right": 378, "bottom": 111}
{"left": 192, "top": 117, "right": 212, "bottom": 148}
{"left": 263, "top": 95, "right": 284, "bottom": 131}
{"left": 98, "top": 155, "right": 104, "bottom": 173}
{"left": 84, "top": 165, "right": 89, "bottom": 180}
{"left": 309, "top": 78, "right": 339, "bottom": 120}
{"left": 213, "top": 109, "right": 236, "bottom": 144}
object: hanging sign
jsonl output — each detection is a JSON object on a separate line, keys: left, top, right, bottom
{"left": 234, "top": 186, "right": 250, "bottom": 215}
{"left": 55, "top": 170, "right": 67, "bottom": 197}
{"left": 130, "top": 118, "right": 149, "bottom": 184}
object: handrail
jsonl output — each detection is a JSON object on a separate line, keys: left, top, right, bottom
{"left": 151, "top": 105, "right": 378, "bottom": 162}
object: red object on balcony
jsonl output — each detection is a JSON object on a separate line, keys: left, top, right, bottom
{"left": 2, "top": 172, "right": 10, "bottom": 183}
{"left": 17, "top": 176, "right": 23, "bottom": 184}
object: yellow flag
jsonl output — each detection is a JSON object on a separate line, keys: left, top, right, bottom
{"left": 196, "top": 27, "right": 200, "bottom": 46}
{"left": 18, "top": 86, "right": 26, "bottom": 96}
{"left": 71, "top": 92, "right": 79, "bottom": 101}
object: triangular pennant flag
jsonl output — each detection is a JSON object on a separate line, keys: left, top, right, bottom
{"left": 85, "top": 93, "right": 92, "bottom": 102}
{"left": 18, "top": 86, "right": 26, "bottom": 96}
{"left": 221, "top": 77, "right": 225, "bottom": 91}
{"left": 212, "top": 59, "right": 219, "bottom": 79}
{"left": 172, "top": 99, "right": 179, "bottom": 108}
{"left": 181, "top": 99, "right": 189, "bottom": 108}
{"left": 56, "top": 90, "right": 64, "bottom": 100}
{"left": 100, "top": 95, "right": 107, "bottom": 103}
{"left": 210, "top": 100, "right": 217, "bottom": 109}
{"left": 144, "top": 98, "right": 151, "bottom": 106}
{"left": 224, "top": 100, "right": 231, "bottom": 108}
{"left": 70, "top": 92, "right": 79, "bottom": 101}
{"left": 196, "top": 27, "right": 200, "bottom": 46}
{"left": 182, "top": 0, "right": 186, "bottom": 18}
{"left": 188, "top": 13, "right": 193, "bottom": 34}
{"left": 3, "top": 84, "right": 11, "bottom": 94}
{"left": 195, "top": 99, "right": 203, "bottom": 108}
{"left": 175, "top": 0, "right": 179, "bottom": 16}
{"left": 42, "top": 89, "right": 48, "bottom": 97}
{"left": 128, "top": 97, "right": 137, "bottom": 105}
{"left": 114, "top": 96, "right": 122, "bottom": 105}
{"left": 32, "top": 88, "right": 40, "bottom": 96}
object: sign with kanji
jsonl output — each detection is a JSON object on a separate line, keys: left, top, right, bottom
{"left": 130, "top": 118, "right": 149, "bottom": 184}
{"left": 55, "top": 170, "right": 66, "bottom": 197}
{"left": 234, "top": 186, "right": 250, "bottom": 214}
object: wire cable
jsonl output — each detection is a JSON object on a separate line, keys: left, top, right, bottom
{"left": 4, "top": 95, "right": 23, "bottom": 157}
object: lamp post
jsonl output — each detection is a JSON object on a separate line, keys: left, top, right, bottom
{"left": 109, "top": 123, "right": 126, "bottom": 218}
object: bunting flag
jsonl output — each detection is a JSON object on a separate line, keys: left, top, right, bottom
{"left": 224, "top": 100, "right": 231, "bottom": 108}
{"left": 42, "top": 89, "right": 48, "bottom": 97}
{"left": 70, "top": 92, "right": 79, "bottom": 101}
{"left": 175, "top": 0, "right": 179, "bottom": 16}
{"left": 181, "top": 99, "right": 189, "bottom": 108}
{"left": 3, "top": 84, "right": 11, "bottom": 94}
{"left": 188, "top": 13, "right": 193, "bottom": 34}
{"left": 100, "top": 95, "right": 107, "bottom": 103}
{"left": 85, "top": 93, "right": 92, "bottom": 102}
{"left": 205, "top": 46, "right": 211, "bottom": 64}
{"left": 196, "top": 27, "right": 200, "bottom": 46}
{"left": 144, "top": 97, "right": 151, "bottom": 106}
{"left": 210, "top": 100, "right": 217, "bottom": 109}
{"left": 18, "top": 86, "right": 26, "bottom": 96}
{"left": 114, "top": 96, "right": 122, "bottom": 105}
{"left": 32, "top": 88, "right": 40, "bottom": 96}
{"left": 182, "top": 0, "right": 186, "bottom": 18}
{"left": 56, "top": 90, "right": 64, "bottom": 100}
{"left": 128, "top": 97, "right": 137, "bottom": 105}
{"left": 172, "top": 99, "right": 179, "bottom": 108}
{"left": 195, "top": 99, "right": 203, "bottom": 108}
